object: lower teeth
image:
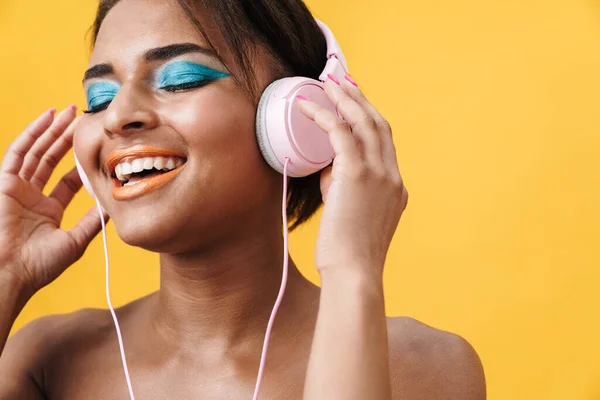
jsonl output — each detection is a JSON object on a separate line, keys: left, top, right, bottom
{"left": 120, "top": 168, "right": 175, "bottom": 187}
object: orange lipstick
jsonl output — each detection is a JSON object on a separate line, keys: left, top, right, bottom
{"left": 106, "top": 146, "right": 186, "bottom": 201}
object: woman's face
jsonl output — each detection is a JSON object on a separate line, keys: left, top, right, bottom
{"left": 74, "top": 0, "right": 280, "bottom": 253}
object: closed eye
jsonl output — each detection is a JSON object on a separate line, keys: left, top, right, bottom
{"left": 156, "top": 61, "right": 229, "bottom": 91}
{"left": 84, "top": 81, "right": 120, "bottom": 114}
{"left": 161, "top": 80, "right": 215, "bottom": 92}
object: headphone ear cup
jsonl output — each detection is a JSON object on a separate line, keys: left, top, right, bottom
{"left": 74, "top": 153, "right": 96, "bottom": 198}
{"left": 256, "top": 80, "right": 287, "bottom": 174}
{"left": 256, "top": 77, "right": 335, "bottom": 178}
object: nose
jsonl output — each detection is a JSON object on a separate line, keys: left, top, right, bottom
{"left": 103, "top": 83, "right": 159, "bottom": 137}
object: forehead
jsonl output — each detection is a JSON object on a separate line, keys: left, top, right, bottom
{"left": 91, "top": 0, "right": 212, "bottom": 65}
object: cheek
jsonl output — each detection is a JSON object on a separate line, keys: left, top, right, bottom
{"left": 164, "top": 91, "right": 264, "bottom": 167}
{"left": 72, "top": 117, "right": 105, "bottom": 181}
{"left": 72, "top": 116, "right": 121, "bottom": 216}
{"left": 162, "top": 91, "right": 278, "bottom": 212}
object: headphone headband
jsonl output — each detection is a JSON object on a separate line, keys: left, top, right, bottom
{"left": 315, "top": 19, "right": 348, "bottom": 82}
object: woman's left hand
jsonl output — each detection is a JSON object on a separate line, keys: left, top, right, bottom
{"left": 298, "top": 74, "right": 408, "bottom": 279}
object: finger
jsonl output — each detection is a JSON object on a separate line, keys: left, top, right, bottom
{"left": 297, "top": 96, "right": 361, "bottom": 163}
{"left": 323, "top": 76, "right": 383, "bottom": 168}
{"left": 20, "top": 105, "right": 77, "bottom": 182}
{"left": 49, "top": 167, "right": 83, "bottom": 209}
{"left": 68, "top": 206, "right": 109, "bottom": 259}
{"left": 319, "top": 165, "right": 333, "bottom": 203}
{"left": 31, "top": 115, "right": 80, "bottom": 190}
{"left": 1, "top": 108, "right": 56, "bottom": 174}
{"left": 340, "top": 76, "right": 399, "bottom": 172}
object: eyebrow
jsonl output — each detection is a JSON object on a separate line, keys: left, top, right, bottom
{"left": 83, "top": 64, "right": 114, "bottom": 82}
{"left": 83, "top": 43, "right": 217, "bottom": 84}
{"left": 145, "top": 43, "right": 216, "bottom": 62}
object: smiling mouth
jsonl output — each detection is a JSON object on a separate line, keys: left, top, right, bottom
{"left": 114, "top": 155, "right": 185, "bottom": 186}
{"left": 106, "top": 146, "right": 187, "bottom": 201}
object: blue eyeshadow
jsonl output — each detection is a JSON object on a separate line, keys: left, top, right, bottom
{"left": 155, "top": 61, "right": 229, "bottom": 88}
{"left": 86, "top": 81, "right": 120, "bottom": 110}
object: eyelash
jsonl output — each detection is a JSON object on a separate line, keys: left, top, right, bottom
{"left": 162, "top": 79, "right": 213, "bottom": 92}
{"left": 83, "top": 102, "right": 111, "bottom": 114}
{"left": 83, "top": 79, "right": 214, "bottom": 114}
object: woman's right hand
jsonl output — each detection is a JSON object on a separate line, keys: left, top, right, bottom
{"left": 0, "top": 106, "right": 105, "bottom": 296}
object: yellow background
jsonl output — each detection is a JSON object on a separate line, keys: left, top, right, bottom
{"left": 1, "top": 0, "right": 599, "bottom": 399}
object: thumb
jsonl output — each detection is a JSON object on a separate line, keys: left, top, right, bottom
{"left": 68, "top": 206, "right": 109, "bottom": 259}
{"left": 319, "top": 166, "right": 333, "bottom": 204}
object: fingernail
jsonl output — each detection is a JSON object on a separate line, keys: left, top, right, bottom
{"left": 48, "top": 108, "right": 57, "bottom": 115}
{"left": 327, "top": 74, "right": 340, "bottom": 85}
{"left": 296, "top": 95, "right": 311, "bottom": 101}
{"left": 69, "top": 104, "right": 78, "bottom": 111}
{"left": 344, "top": 74, "right": 358, "bottom": 87}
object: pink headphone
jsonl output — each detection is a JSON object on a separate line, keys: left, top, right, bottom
{"left": 74, "top": 19, "right": 348, "bottom": 195}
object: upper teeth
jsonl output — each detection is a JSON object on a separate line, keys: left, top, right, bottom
{"left": 115, "top": 156, "right": 184, "bottom": 182}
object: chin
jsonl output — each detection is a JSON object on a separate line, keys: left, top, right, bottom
{"left": 111, "top": 210, "right": 196, "bottom": 253}
{"left": 105, "top": 168, "right": 277, "bottom": 254}
{"left": 111, "top": 205, "right": 241, "bottom": 255}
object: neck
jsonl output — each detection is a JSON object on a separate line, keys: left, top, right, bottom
{"left": 148, "top": 221, "right": 319, "bottom": 355}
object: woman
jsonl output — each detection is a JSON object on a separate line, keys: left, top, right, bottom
{"left": 0, "top": 0, "right": 485, "bottom": 398}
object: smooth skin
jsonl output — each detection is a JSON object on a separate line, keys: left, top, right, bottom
{"left": 0, "top": 1, "right": 485, "bottom": 399}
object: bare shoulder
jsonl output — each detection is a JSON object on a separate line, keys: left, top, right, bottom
{"left": 387, "top": 317, "right": 486, "bottom": 400}
{"left": 6, "top": 297, "right": 145, "bottom": 352}
{"left": 2, "top": 307, "right": 115, "bottom": 370}
{"left": 0, "top": 297, "right": 147, "bottom": 397}
{"left": 0, "top": 307, "right": 112, "bottom": 398}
